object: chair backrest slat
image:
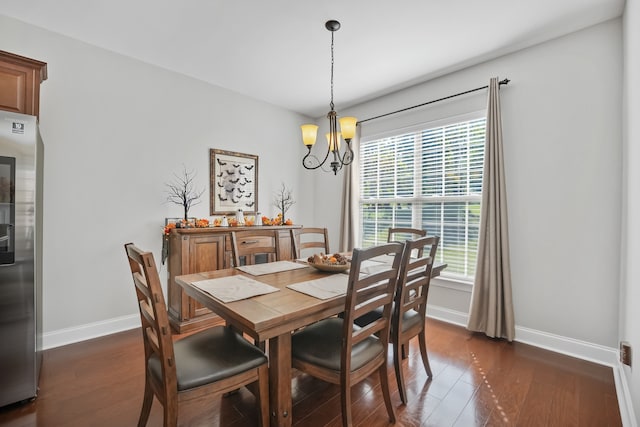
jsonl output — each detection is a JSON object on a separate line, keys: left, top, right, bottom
{"left": 292, "top": 227, "right": 330, "bottom": 259}
{"left": 133, "top": 272, "right": 152, "bottom": 299}
{"left": 138, "top": 299, "right": 154, "bottom": 321}
{"left": 145, "top": 326, "right": 162, "bottom": 356}
{"left": 124, "top": 243, "right": 178, "bottom": 393}
{"left": 342, "top": 242, "right": 404, "bottom": 372}
{"left": 387, "top": 227, "right": 427, "bottom": 244}
{"left": 395, "top": 236, "right": 439, "bottom": 334}
{"left": 231, "top": 229, "right": 281, "bottom": 266}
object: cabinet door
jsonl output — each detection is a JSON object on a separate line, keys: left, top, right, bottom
{"left": 277, "top": 229, "right": 295, "bottom": 260}
{"left": 187, "top": 234, "right": 225, "bottom": 317}
{"left": 0, "top": 51, "right": 47, "bottom": 117}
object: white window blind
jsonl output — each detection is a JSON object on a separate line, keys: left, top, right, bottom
{"left": 359, "top": 114, "right": 486, "bottom": 282}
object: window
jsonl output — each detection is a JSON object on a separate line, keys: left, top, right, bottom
{"left": 359, "top": 113, "right": 486, "bottom": 282}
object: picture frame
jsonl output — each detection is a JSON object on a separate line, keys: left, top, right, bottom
{"left": 210, "top": 149, "right": 258, "bottom": 215}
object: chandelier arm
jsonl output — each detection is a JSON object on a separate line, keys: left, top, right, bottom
{"left": 340, "top": 141, "right": 355, "bottom": 166}
{"left": 302, "top": 145, "right": 333, "bottom": 170}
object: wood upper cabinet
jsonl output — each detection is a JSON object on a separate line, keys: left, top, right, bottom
{"left": 166, "top": 225, "right": 300, "bottom": 333}
{"left": 0, "top": 50, "right": 48, "bottom": 118}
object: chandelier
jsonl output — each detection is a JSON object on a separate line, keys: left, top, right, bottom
{"left": 301, "top": 20, "right": 357, "bottom": 175}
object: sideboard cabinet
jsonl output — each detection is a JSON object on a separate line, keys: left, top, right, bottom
{"left": 166, "top": 225, "right": 300, "bottom": 333}
{"left": 0, "top": 50, "right": 47, "bottom": 117}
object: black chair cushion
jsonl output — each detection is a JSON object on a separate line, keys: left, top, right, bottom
{"left": 400, "top": 309, "right": 422, "bottom": 333}
{"left": 291, "top": 318, "right": 384, "bottom": 372}
{"left": 148, "top": 326, "right": 267, "bottom": 391}
{"left": 353, "top": 307, "right": 383, "bottom": 328}
{"left": 354, "top": 305, "right": 422, "bottom": 335}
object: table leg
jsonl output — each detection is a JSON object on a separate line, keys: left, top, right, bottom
{"left": 268, "top": 333, "right": 292, "bottom": 427}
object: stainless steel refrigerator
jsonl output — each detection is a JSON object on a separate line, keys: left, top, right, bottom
{"left": 0, "top": 110, "right": 44, "bottom": 407}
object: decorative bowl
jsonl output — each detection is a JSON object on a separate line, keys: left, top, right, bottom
{"left": 307, "top": 261, "right": 350, "bottom": 273}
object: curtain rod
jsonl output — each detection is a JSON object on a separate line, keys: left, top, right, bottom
{"left": 358, "top": 78, "right": 510, "bottom": 125}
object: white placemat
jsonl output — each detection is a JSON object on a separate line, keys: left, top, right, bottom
{"left": 192, "top": 275, "right": 279, "bottom": 303}
{"left": 236, "top": 260, "right": 308, "bottom": 276}
{"left": 287, "top": 274, "right": 349, "bottom": 300}
{"left": 357, "top": 259, "right": 390, "bottom": 276}
{"left": 368, "top": 254, "right": 396, "bottom": 264}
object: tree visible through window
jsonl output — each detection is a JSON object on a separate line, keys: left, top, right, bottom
{"left": 359, "top": 114, "right": 486, "bottom": 282}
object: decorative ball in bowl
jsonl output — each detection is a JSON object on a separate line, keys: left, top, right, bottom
{"left": 307, "top": 253, "right": 350, "bottom": 273}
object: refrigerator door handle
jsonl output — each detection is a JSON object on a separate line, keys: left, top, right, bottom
{"left": 5, "top": 223, "right": 12, "bottom": 251}
{"left": 0, "top": 223, "right": 12, "bottom": 242}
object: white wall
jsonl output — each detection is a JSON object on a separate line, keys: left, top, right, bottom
{"left": 621, "top": 0, "right": 640, "bottom": 423}
{"left": 0, "top": 14, "right": 315, "bottom": 343}
{"left": 320, "top": 19, "right": 623, "bottom": 351}
{"left": 1, "top": 9, "right": 633, "bottom": 421}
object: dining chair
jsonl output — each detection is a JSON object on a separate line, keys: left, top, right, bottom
{"left": 291, "top": 242, "right": 404, "bottom": 427}
{"left": 355, "top": 236, "right": 439, "bottom": 404}
{"left": 291, "top": 227, "right": 330, "bottom": 259}
{"left": 388, "top": 227, "right": 427, "bottom": 259}
{"left": 230, "top": 229, "right": 280, "bottom": 266}
{"left": 124, "top": 243, "right": 270, "bottom": 427}
{"left": 387, "top": 227, "right": 427, "bottom": 244}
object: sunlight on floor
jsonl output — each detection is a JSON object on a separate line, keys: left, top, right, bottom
{"left": 470, "top": 351, "right": 509, "bottom": 424}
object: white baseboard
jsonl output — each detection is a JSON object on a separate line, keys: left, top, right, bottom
{"left": 515, "top": 324, "right": 619, "bottom": 367}
{"left": 426, "top": 304, "right": 469, "bottom": 327}
{"left": 613, "top": 362, "right": 638, "bottom": 427}
{"left": 42, "top": 314, "right": 140, "bottom": 350}
{"left": 427, "top": 304, "right": 619, "bottom": 366}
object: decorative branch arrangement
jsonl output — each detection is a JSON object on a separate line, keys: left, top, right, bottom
{"left": 165, "top": 166, "right": 205, "bottom": 221}
{"left": 273, "top": 182, "right": 295, "bottom": 223}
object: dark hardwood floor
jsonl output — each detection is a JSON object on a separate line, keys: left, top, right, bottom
{"left": 0, "top": 318, "right": 622, "bottom": 426}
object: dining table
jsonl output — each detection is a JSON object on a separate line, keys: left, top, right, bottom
{"left": 175, "top": 258, "right": 447, "bottom": 427}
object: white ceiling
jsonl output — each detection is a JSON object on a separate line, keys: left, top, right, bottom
{"left": 0, "top": 0, "right": 625, "bottom": 117}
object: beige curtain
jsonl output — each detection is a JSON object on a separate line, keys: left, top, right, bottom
{"left": 467, "top": 77, "right": 515, "bottom": 341}
{"left": 339, "top": 124, "right": 361, "bottom": 252}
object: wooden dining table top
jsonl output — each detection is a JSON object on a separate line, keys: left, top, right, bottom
{"left": 175, "top": 260, "right": 446, "bottom": 427}
{"left": 175, "top": 261, "right": 447, "bottom": 342}
{"left": 177, "top": 265, "right": 336, "bottom": 341}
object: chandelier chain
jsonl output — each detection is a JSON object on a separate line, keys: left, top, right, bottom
{"left": 330, "top": 29, "right": 335, "bottom": 111}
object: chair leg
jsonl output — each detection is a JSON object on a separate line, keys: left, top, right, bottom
{"left": 137, "top": 379, "right": 154, "bottom": 427}
{"left": 393, "top": 342, "right": 408, "bottom": 405}
{"left": 256, "top": 365, "right": 270, "bottom": 427}
{"left": 418, "top": 331, "right": 433, "bottom": 378}
{"left": 162, "top": 393, "right": 179, "bottom": 427}
{"left": 340, "top": 379, "right": 353, "bottom": 427}
{"left": 163, "top": 404, "right": 178, "bottom": 427}
{"left": 378, "top": 364, "right": 397, "bottom": 423}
